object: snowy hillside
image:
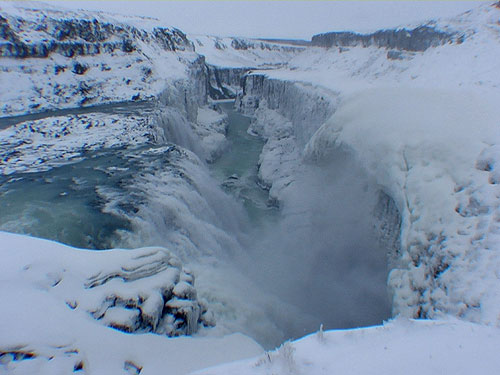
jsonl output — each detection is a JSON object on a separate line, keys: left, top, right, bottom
{"left": 235, "top": 2, "right": 500, "bottom": 326}
{"left": 1, "top": 1, "right": 500, "bottom": 374}
{"left": 0, "top": 1, "right": 194, "bottom": 116}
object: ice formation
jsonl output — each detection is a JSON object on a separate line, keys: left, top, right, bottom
{"left": 1, "top": 0, "right": 500, "bottom": 374}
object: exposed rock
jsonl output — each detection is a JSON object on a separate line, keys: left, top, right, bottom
{"left": 311, "top": 25, "right": 462, "bottom": 51}
{"left": 72, "top": 62, "right": 88, "bottom": 75}
{"left": 206, "top": 65, "right": 250, "bottom": 99}
{"left": 0, "top": 9, "right": 194, "bottom": 59}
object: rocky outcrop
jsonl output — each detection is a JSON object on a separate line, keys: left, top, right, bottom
{"left": 237, "top": 74, "right": 337, "bottom": 146}
{"left": 0, "top": 11, "right": 193, "bottom": 59}
{"left": 207, "top": 65, "right": 250, "bottom": 99}
{"left": 311, "top": 25, "right": 462, "bottom": 51}
{"left": 84, "top": 247, "right": 214, "bottom": 336}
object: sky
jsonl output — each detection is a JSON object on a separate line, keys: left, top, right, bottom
{"left": 43, "top": 1, "right": 488, "bottom": 39}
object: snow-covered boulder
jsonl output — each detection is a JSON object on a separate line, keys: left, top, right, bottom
{"left": 0, "top": 231, "right": 213, "bottom": 337}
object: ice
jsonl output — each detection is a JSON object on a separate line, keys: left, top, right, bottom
{"left": 2, "top": 1, "right": 500, "bottom": 373}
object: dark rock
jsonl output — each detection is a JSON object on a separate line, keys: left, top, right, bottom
{"left": 0, "top": 11, "right": 194, "bottom": 59}
{"left": 206, "top": 65, "right": 251, "bottom": 100}
{"left": 121, "top": 39, "right": 135, "bottom": 53}
{"left": 387, "top": 50, "right": 407, "bottom": 60}
{"left": 311, "top": 25, "right": 462, "bottom": 52}
{"left": 54, "top": 64, "right": 66, "bottom": 74}
{"left": 72, "top": 62, "right": 88, "bottom": 75}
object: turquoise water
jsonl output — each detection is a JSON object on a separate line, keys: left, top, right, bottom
{"left": 211, "top": 102, "right": 277, "bottom": 225}
{"left": 0, "top": 101, "right": 274, "bottom": 249}
{"left": 0, "top": 148, "right": 131, "bottom": 249}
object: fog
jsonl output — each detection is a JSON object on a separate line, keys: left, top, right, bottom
{"left": 238, "top": 149, "right": 391, "bottom": 340}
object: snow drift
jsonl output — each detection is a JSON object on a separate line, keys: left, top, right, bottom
{"left": 1, "top": 1, "right": 500, "bottom": 374}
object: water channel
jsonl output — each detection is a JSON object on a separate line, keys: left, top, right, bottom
{"left": 0, "top": 100, "right": 390, "bottom": 348}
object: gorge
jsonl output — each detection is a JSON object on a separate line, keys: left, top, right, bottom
{"left": 1, "top": 1, "right": 500, "bottom": 374}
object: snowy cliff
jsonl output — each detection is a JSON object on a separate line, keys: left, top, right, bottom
{"left": 235, "top": 2, "right": 500, "bottom": 326}
{"left": 1, "top": 1, "right": 500, "bottom": 374}
{"left": 311, "top": 25, "right": 460, "bottom": 51}
{"left": 0, "top": 1, "right": 198, "bottom": 116}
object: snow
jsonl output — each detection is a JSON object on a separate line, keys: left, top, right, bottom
{"left": 305, "top": 87, "right": 500, "bottom": 322}
{"left": 233, "top": 2, "right": 500, "bottom": 326}
{"left": 0, "top": 111, "right": 157, "bottom": 174}
{"left": 0, "top": 0, "right": 194, "bottom": 117}
{"left": 1, "top": 1, "right": 500, "bottom": 374}
{"left": 195, "top": 318, "right": 500, "bottom": 375}
{"left": 0, "top": 231, "right": 263, "bottom": 374}
{"left": 190, "top": 35, "right": 303, "bottom": 68}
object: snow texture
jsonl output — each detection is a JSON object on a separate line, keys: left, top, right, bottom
{"left": 0, "top": 111, "right": 157, "bottom": 174}
{"left": 0, "top": 231, "right": 262, "bottom": 374}
{"left": 1, "top": 1, "right": 500, "bottom": 374}
{"left": 195, "top": 318, "right": 500, "bottom": 375}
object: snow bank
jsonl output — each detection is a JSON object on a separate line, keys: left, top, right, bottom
{"left": 0, "top": 231, "right": 263, "bottom": 374}
{"left": 195, "top": 318, "right": 500, "bottom": 375}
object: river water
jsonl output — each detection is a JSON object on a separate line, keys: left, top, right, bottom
{"left": 0, "top": 101, "right": 272, "bottom": 249}
{"left": 210, "top": 102, "right": 277, "bottom": 225}
{"left": 0, "top": 100, "right": 390, "bottom": 348}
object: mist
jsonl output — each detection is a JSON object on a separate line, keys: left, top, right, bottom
{"left": 238, "top": 148, "right": 391, "bottom": 339}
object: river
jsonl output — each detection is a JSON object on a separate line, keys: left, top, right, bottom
{"left": 0, "top": 100, "right": 390, "bottom": 349}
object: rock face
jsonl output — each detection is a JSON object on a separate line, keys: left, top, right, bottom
{"left": 0, "top": 3, "right": 201, "bottom": 117}
{"left": 206, "top": 65, "right": 249, "bottom": 99}
{"left": 236, "top": 74, "right": 338, "bottom": 205}
{"left": 0, "top": 10, "right": 193, "bottom": 59}
{"left": 237, "top": 74, "right": 337, "bottom": 146}
{"left": 311, "top": 25, "right": 462, "bottom": 51}
{"left": 374, "top": 191, "right": 402, "bottom": 270}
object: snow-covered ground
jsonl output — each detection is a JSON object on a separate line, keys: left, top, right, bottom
{"left": 0, "top": 111, "right": 157, "bottom": 174}
{"left": 0, "top": 231, "right": 263, "bottom": 374}
{"left": 1, "top": 1, "right": 500, "bottom": 374}
{"left": 196, "top": 318, "right": 500, "bottom": 375}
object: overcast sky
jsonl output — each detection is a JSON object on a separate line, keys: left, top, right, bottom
{"left": 45, "top": 1, "right": 488, "bottom": 39}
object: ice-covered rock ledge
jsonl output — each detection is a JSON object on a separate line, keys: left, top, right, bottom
{"left": 0, "top": 231, "right": 263, "bottom": 374}
{"left": 0, "top": 231, "right": 213, "bottom": 337}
